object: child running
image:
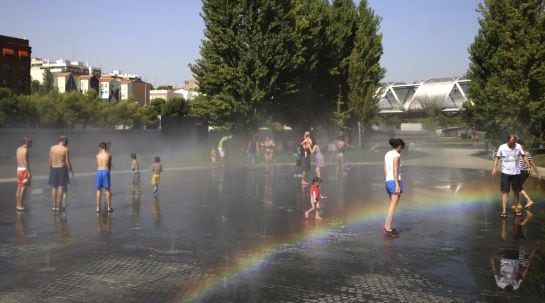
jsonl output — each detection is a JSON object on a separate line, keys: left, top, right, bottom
{"left": 305, "top": 177, "right": 326, "bottom": 220}
{"left": 151, "top": 156, "right": 163, "bottom": 194}
{"left": 130, "top": 153, "right": 141, "bottom": 194}
{"left": 384, "top": 138, "right": 405, "bottom": 237}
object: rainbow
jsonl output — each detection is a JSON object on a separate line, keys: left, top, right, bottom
{"left": 174, "top": 183, "right": 542, "bottom": 302}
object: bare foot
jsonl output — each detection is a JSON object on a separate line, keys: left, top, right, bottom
{"left": 315, "top": 216, "right": 322, "bottom": 221}
{"left": 525, "top": 200, "right": 534, "bottom": 209}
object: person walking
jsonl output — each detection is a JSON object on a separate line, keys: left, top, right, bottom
{"left": 96, "top": 142, "right": 112, "bottom": 213}
{"left": 384, "top": 138, "right": 405, "bottom": 237}
{"left": 311, "top": 143, "right": 325, "bottom": 179}
{"left": 516, "top": 140, "right": 541, "bottom": 209}
{"left": 492, "top": 134, "right": 530, "bottom": 218}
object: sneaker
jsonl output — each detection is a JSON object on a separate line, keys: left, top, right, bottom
{"left": 384, "top": 228, "right": 399, "bottom": 237}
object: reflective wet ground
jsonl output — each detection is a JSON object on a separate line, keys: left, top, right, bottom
{"left": 1, "top": 155, "right": 544, "bottom": 302}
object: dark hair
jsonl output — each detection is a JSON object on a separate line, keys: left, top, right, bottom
{"left": 507, "top": 134, "right": 517, "bottom": 141}
{"left": 154, "top": 156, "right": 161, "bottom": 162}
{"left": 130, "top": 153, "right": 137, "bottom": 159}
{"left": 22, "top": 136, "right": 32, "bottom": 145}
{"left": 99, "top": 142, "right": 108, "bottom": 150}
{"left": 59, "top": 136, "right": 68, "bottom": 144}
{"left": 312, "top": 176, "right": 321, "bottom": 184}
{"left": 389, "top": 138, "right": 405, "bottom": 149}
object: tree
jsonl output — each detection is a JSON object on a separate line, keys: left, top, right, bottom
{"left": 283, "top": 0, "right": 335, "bottom": 131}
{"left": 327, "top": 0, "right": 357, "bottom": 129}
{"left": 161, "top": 97, "right": 189, "bottom": 117}
{"left": 347, "top": 0, "right": 385, "bottom": 134}
{"left": 42, "top": 69, "right": 54, "bottom": 93}
{"left": 191, "top": 0, "right": 301, "bottom": 131}
{"left": 468, "top": 0, "right": 545, "bottom": 146}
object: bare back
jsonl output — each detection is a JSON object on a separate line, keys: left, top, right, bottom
{"left": 49, "top": 143, "right": 69, "bottom": 168}
{"left": 16, "top": 146, "right": 29, "bottom": 170}
{"left": 152, "top": 163, "right": 163, "bottom": 175}
{"left": 96, "top": 150, "right": 111, "bottom": 170}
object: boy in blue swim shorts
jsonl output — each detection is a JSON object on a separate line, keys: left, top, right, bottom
{"left": 96, "top": 142, "right": 112, "bottom": 213}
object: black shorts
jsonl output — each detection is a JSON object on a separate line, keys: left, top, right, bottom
{"left": 303, "top": 157, "right": 311, "bottom": 172}
{"left": 500, "top": 173, "right": 521, "bottom": 193}
{"left": 49, "top": 166, "right": 68, "bottom": 189}
{"left": 520, "top": 170, "right": 530, "bottom": 189}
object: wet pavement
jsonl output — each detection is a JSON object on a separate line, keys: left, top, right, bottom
{"left": 1, "top": 148, "right": 544, "bottom": 303}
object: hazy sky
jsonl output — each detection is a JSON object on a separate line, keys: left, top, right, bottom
{"left": 0, "top": 0, "right": 481, "bottom": 86}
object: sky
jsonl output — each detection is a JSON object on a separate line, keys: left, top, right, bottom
{"left": 0, "top": 0, "right": 482, "bottom": 86}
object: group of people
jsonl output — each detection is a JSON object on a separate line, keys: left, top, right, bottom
{"left": 15, "top": 136, "right": 164, "bottom": 214}
{"left": 492, "top": 134, "right": 541, "bottom": 217}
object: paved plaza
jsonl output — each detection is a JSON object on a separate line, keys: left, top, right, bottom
{"left": 0, "top": 147, "right": 544, "bottom": 302}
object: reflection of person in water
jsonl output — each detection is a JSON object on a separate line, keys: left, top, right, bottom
{"left": 490, "top": 243, "right": 539, "bottom": 291}
{"left": 491, "top": 210, "right": 539, "bottom": 291}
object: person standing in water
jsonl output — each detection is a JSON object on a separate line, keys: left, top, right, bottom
{"left": 515, "top": 140, "right": 541, "bottom": 209}
{"left": 336, "top": 131, "right": 347, "bottom": 175}
{"left": 151, "top": 156, "right": 163, "bottom": 193}
{"left": 300, "top": 131, "right": 313, "bottom": 185}
{"left": 48, "top": 136, "right": 73, "bottom": 212}
{"left": 262, "top": 135, "right": 275, "bottom": 172}
{"left": 492, "top": 134, "right": 530, "bottom": 218}
{"left": 384, "top": 138, "right": 405, "bottom": 237}
{"left": 96, "top": 142, "right": 112, "bottom": 213}
{"left": 311, "top": 142, "right": 325, "bottom": 178}
{"left": 247, "top": 134, "right": 259, "bottom": 169}
{"left": 16, "top": 137, "right": 32, "bottom": 211}
{"left": 130, "top": 153, "right": 141, "bottom": 194}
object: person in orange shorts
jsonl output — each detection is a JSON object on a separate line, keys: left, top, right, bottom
{"left": 16, "top": 137, "right": 32, "bottom": 211}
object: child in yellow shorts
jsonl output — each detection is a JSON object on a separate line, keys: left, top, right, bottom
{"left": 151, "top": 156, "right": 163, "bottom": 193}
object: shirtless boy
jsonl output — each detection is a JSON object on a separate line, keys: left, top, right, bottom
{"left": 16, "top": 137, "right": 32, "bottom": 211}
{"left": 48, "top": 136, "right": 73, "bottom": 212}
{"left": 96, "top": 142, "right": 112, "bottom": 212}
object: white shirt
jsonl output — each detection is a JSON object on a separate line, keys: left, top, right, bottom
{"left": 496, "top": 143, "right": 525, "bottom": 175}
{"left": 384, "top": 150, "right": 401, "bottom": 181}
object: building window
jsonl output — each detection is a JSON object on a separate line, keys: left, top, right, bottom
{"left": 18, "top": 50, "right": 29, "bottom": 58}
{"left": 2, "top": 48, "right": 15, "bottom": 56}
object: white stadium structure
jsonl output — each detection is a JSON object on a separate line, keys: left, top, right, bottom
{"left": 378, "top": 77, "right": 470, "bottom": 114}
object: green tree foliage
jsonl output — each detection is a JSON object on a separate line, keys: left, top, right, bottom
{"left": 161, "top": 97, "right": 190, "bottom": 117}
{"left": 468, "top": 0, "right": 545, "bottom": 146}
{"left": 191, "top": 0, "right": 301, "bottom": 131}
{"left": 284, "top": 0, "right": 334, "bottom": 131}
{"left": 347, "top": 0, "right": 385, "bottom": 128}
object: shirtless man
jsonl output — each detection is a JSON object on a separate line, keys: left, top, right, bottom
{"left": 16, "top": 137, "right": 32, "bottom": 211}
{"left": 48, "top": 136, "right": 73, "bottom": 212}
{"left": 96, "top": 142, "right": 112, "bottom": 212}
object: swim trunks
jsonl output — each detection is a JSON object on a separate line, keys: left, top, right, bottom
{"left": 49, "top": 166, "right": 68, "bottom": 189}
{"left": 385, "top": 180, "right": 403, "bottom": 195}
{"left": 17, "top": 168, "right": 29, "bottom": 188}
{"left": 95, "top": 169, "right": 111, "bottom": 189}
{"left": 151, "top": 174, "right": 160, "bottom": 186}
